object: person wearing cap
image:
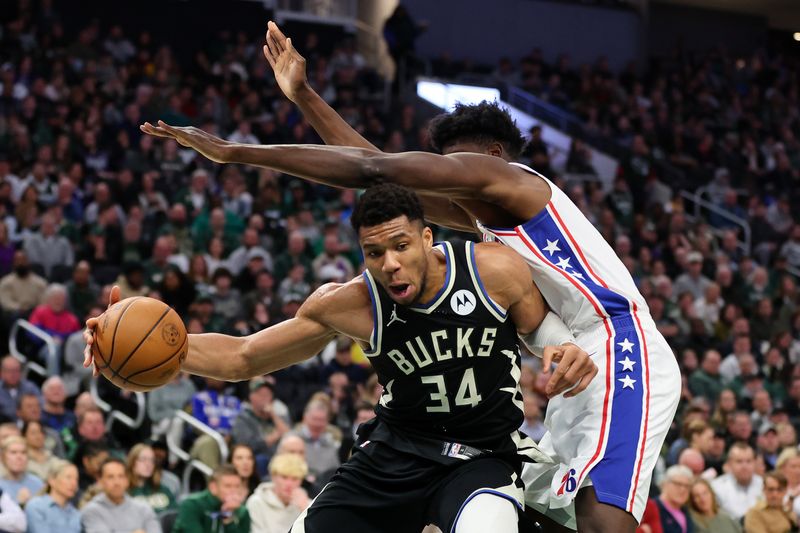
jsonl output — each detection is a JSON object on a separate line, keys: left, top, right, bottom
{"left": 231, "top": 378, "right": 290, "bottom": 477}
{"left": 227, "top": 229, "right": 274, "bottom": 277}
{"left": 711, "top": 442, "right": 763, "bottom": 521}
{"left": 743, "top": 471, "right": 798, "bottom": 533}
{"left": 757, "top": 423, "right": 781, "bottom": 471}
{"left": 674, "top": 251, "right": 712, "bottom": 300}
{"left": 247, "top": 453, "right": 310, "bottom": 533}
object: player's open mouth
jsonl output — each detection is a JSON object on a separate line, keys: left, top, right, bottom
{"left": 389, "top": 283, "right": 411, "bottom": 298}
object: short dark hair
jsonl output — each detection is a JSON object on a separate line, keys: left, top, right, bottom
{"left": 211, "top": 464, "right": 241, "bottom": 484}
{"left": 350, "top": 184, "right": 425, "bottom": 233}
{"left": 99, "top": 457, "right": 125, "bottom": 477}
{"left": 429, "top": 101, "right": 525, "bottom": 159}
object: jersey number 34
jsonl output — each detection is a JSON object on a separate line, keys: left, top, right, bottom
{"left": 421, "top": 368, "right": 482, "bottom": 413}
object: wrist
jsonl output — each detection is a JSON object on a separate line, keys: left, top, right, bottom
{"left": 292, "top": 82, "right": 313, "bottom": 102}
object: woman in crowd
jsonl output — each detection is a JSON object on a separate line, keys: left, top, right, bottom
{"left": 744, "top": 471, "right": 798, "bottom": 533}
{"left": 25, "top": 459, "right": 81, "bottom": 533}
{"left": 710, "top": 389, "right": 737, "bottom": 429}
{"left": 247, "top": 453, "right": 311, "bottom": 533}
{"left": 0, "top": 436, "right": 43, "bottom": 505}
{"left": 125, "top": 443, "right": 177, "bottom": 513}
{"left": 687, "top": 478, "right": 741, "bottom": 533}
{"left": 656, "top": 465, "right": 694, "bottom": 533}
{"left": 778, "top": 448, "right": 800, "bottom": 515}
{"left": 231, "top": 443, "right": 260, "bottom": 495}
{"left": 23, "top": 421, "right": 59, "bottom": 480}
{"left": 158, "top": 264, "right": 196, "bottom": 317}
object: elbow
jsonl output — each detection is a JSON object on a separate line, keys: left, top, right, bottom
{"left": 359, "top": 152, "right": 388, "bottom": 186}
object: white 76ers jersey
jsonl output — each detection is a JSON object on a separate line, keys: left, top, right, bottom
{"left": 476, "top": 163, "right": 647, "bottom": 338}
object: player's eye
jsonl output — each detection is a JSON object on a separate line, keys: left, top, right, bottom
{"left": 367, "top": 250, "right": 381, "bottom": 258}
{"left": 397, "top": 242, "right": 408, "bottom": 251}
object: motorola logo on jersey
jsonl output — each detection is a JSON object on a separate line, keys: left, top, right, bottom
{"left": 450, "top": 289, "right": 476, "bottom": 316}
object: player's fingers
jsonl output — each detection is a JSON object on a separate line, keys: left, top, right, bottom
{"left": 83, "top": 343, "right": 92, "bottom": 368}
{"left": 541, "top": 346, "right": 556, "bottom": 373}
{"left": 565, "top": 364, "right": 598, "bottom": 398}
{"left": 263, "top": 44, "right": 275, "bottom": 67}
{"left": 109, "top": 285, "right": 121, "bottom": 307}
{"left": 546, "top": 350, "right": 576, "bottom": 396}
{"left": 140, "top": 122, "right": 173, "bottom": 139}
{"left": 265, "top": 31, "right": 279, "bottom": 60}
{"left": 268, "top": 20, "right": 288, "bottom": 42}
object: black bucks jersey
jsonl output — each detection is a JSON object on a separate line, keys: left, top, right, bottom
{"left": 361, "top": 240, "right": 527, "bottom": 455}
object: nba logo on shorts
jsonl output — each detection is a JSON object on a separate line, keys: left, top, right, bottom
{"left": 557, "top": 469, "right": 577, "bottom": 495}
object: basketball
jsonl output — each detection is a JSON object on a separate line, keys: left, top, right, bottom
{"left": 92, "top": 297, "right": 188, "bottom": 392}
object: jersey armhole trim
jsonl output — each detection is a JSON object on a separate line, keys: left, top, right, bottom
{"left": 361, "top": 271, "right": 382, "bottom": 356}
{"left": 465, "top": 241, "right": 508, "bottom": 322}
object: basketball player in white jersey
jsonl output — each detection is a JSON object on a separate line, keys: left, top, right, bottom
{"left": 138, "top": 22, "right": 682, "bottom": 532}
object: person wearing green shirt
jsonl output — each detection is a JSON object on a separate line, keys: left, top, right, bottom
{"left": 126, "top": 443, "right": 177, "bottom": 513}
{"left": 173, "top": 464, "right": 250, "bottom": 533}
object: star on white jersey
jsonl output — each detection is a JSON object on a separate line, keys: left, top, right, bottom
{"left": 618, "top": 375, "right": 637, "bottom": 390}
{"left": 618, "top": 356, "right": 636, "bottom": 372}
{"left": 618, "top": 338, "right": 635, "bottom": 353}
{"left": 387, "top": 305, "right": 407, "bottom": 327}
{"left": 542, "top": 239, "right": 561, "bottom": 256}
{"left": 555, "top": 256, "right": 572, "bottom": 270}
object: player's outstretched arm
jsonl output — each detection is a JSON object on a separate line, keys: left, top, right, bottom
{"left": 264, "top": 21, "right": 475, "bottom": 232}
{"left": 474, "top": 243, "right": 598, "bottom": 398}
{"left": 140, "top": 122, "right": 530, "bottom": 204}
{"left": 83, "top": 281, "right": 373, "bottom": 382}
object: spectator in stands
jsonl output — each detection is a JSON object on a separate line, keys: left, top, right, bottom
{"left": 519, "top": 391, "right": 546, "bottom": 442}
{"left": 173, "top": 464, "right": 250, "bottom": 533}
{"left": 22, "top": 213, "right": 73, "bottom": 278}
{"left": 158, "top": 265, "right": 196, "bottom": 318}
{"left": 27, "top": 283, "right": 81, "bottom": 342}
{"left": 678, "top": 448, "right": 706, "bottom": 477}
{"left": 209, "top": 267, "right": 241, "bottom": 322}
{"left": 288, "top": 399, "right": 341, "bottom": 481}
{"left": 273, "top": 231, "right": 311, "bottom": 282}
{"left": 0, "top": 356, "right": 39, "bottom": 422}
{"left": 743, "top": 471, "right": 797, "bottom": 533}
{"left": 725, "top": 411, "right": 754, "bottom": 446}
{"left": 65, "top": 261, "right": 98, "bottom": 321}
{"left": 23, "top": 421, "right": 59, "bottom": 479}
{"left": 125, "top": 443, "right": 176, "bottom": 513}
{"left": 227, "top": 228, "right": 273, "bottom": 276}
{"left": 776, "top": 448, "right": 800, "bottom": 515}
{"left": 689, "top": 350, "right": 724, "bottom": 402}
{"left": 40, "top": 376, "right": 76, "bottom": 434}
{"left": 757, "top": 424, "right": 781, "bottom": 470}
{"left": 0, "top": 222, "right": 15, "bottom": 278}
{"left": 312, "top": 234, "right": 354, "bottom": 282}
{"left": 189, "top": 378, "right": 241, "bottom": 469}
{"left": 687, "top": 478, "right": 741, "bottom": 533}
{"left": 231, "top": 444, "right": 260, "bottom": 496}
{"left": 0, "top": 251, "right": 47, "bottom": 315}
{"left": 780, "top": 225, "right": 800, "bottom": 270}
{"left": 76, "top": 442, "right": 109, "bottom": 496}
{"left": 116, "top": 261, "right": 149, "bottom": 300}
{"left": 147, "top": 371, "right": 196, "bottom": 441}
{"left": 80, "top": 457, "right": 161, "bottom": 533}
{"left": 655, "top": 465, "right": 693, "bottom": 533}
{"left": 0, "top": 435, "right": 44, "bottom": 505}
{"left": 25, "top": 459, "right": 80, "bottom": 533}
{"left": 247, "top": 453, "right": 311, "bottom": 533}
{"left": 711, "top": 442, "right": 763, "bottom": 521}
{"left": 674, "top": 252, "right": 712, "bottom": 300}
{"left": 321, "top": 338, "right": 369, "bottom": 386}
{"left": 231, "top": 378, "right": 289, "bottom": 477}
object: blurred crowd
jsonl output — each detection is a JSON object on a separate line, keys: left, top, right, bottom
{"left": 0, "top": 0, "right": 800, "bottom": 532}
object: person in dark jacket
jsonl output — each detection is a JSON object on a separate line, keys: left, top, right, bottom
{"left": 656, "top": 465, "right": 695, "bottom": 533}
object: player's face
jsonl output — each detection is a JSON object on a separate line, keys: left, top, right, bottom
{"left": 359, "top": 216, "right": 433, "bottom": 306}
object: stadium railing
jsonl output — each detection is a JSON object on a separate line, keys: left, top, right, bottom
{"left": 90, "top": 378, "right": 147, "bottom": 432}
{"left": 9, "top": 319, "right": 56, "bottom": 378}
{"left": 165, "top": 410, "right": 229, "bottom": 494}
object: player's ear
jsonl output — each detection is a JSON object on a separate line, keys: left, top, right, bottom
{"left": 487, "top": 141, "right": 504, "bottom": 158}
{"left": 421, "top": 225, "right": 433, "bottom": 248}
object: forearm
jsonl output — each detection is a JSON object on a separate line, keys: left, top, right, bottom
{"left": 183, "top": 317, "right": 336, "bottom": 382}
{"left": 226, "top": 143, "right": 376, "bottom": 189}
{"left": 294, "top": 85, "right": 379, "bottom": 150}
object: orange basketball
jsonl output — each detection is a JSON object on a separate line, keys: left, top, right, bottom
{"left": 92, "top": 297, "right": 188, "bottom": 392}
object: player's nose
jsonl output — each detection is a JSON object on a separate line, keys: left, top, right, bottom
{"left": 382, "top": 251, "right": 401, "bottom": 272}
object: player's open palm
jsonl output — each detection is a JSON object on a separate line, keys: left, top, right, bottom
{"left": 264, "top": 20, "right": 308, "bottom": 102}
{"left": 140, "top": 121, "right": 231, "bottom": 163}
{"left": 82, "top": 285, "right": 121, "bottom": 376}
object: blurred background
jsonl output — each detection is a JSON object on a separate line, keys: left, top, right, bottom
{"left": 1, "top": 0, "right": 800, "bottom": 531}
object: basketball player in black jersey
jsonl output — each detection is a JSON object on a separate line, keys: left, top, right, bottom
{"left": 84, "top": 185, "right": 596, "bottom": 532}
